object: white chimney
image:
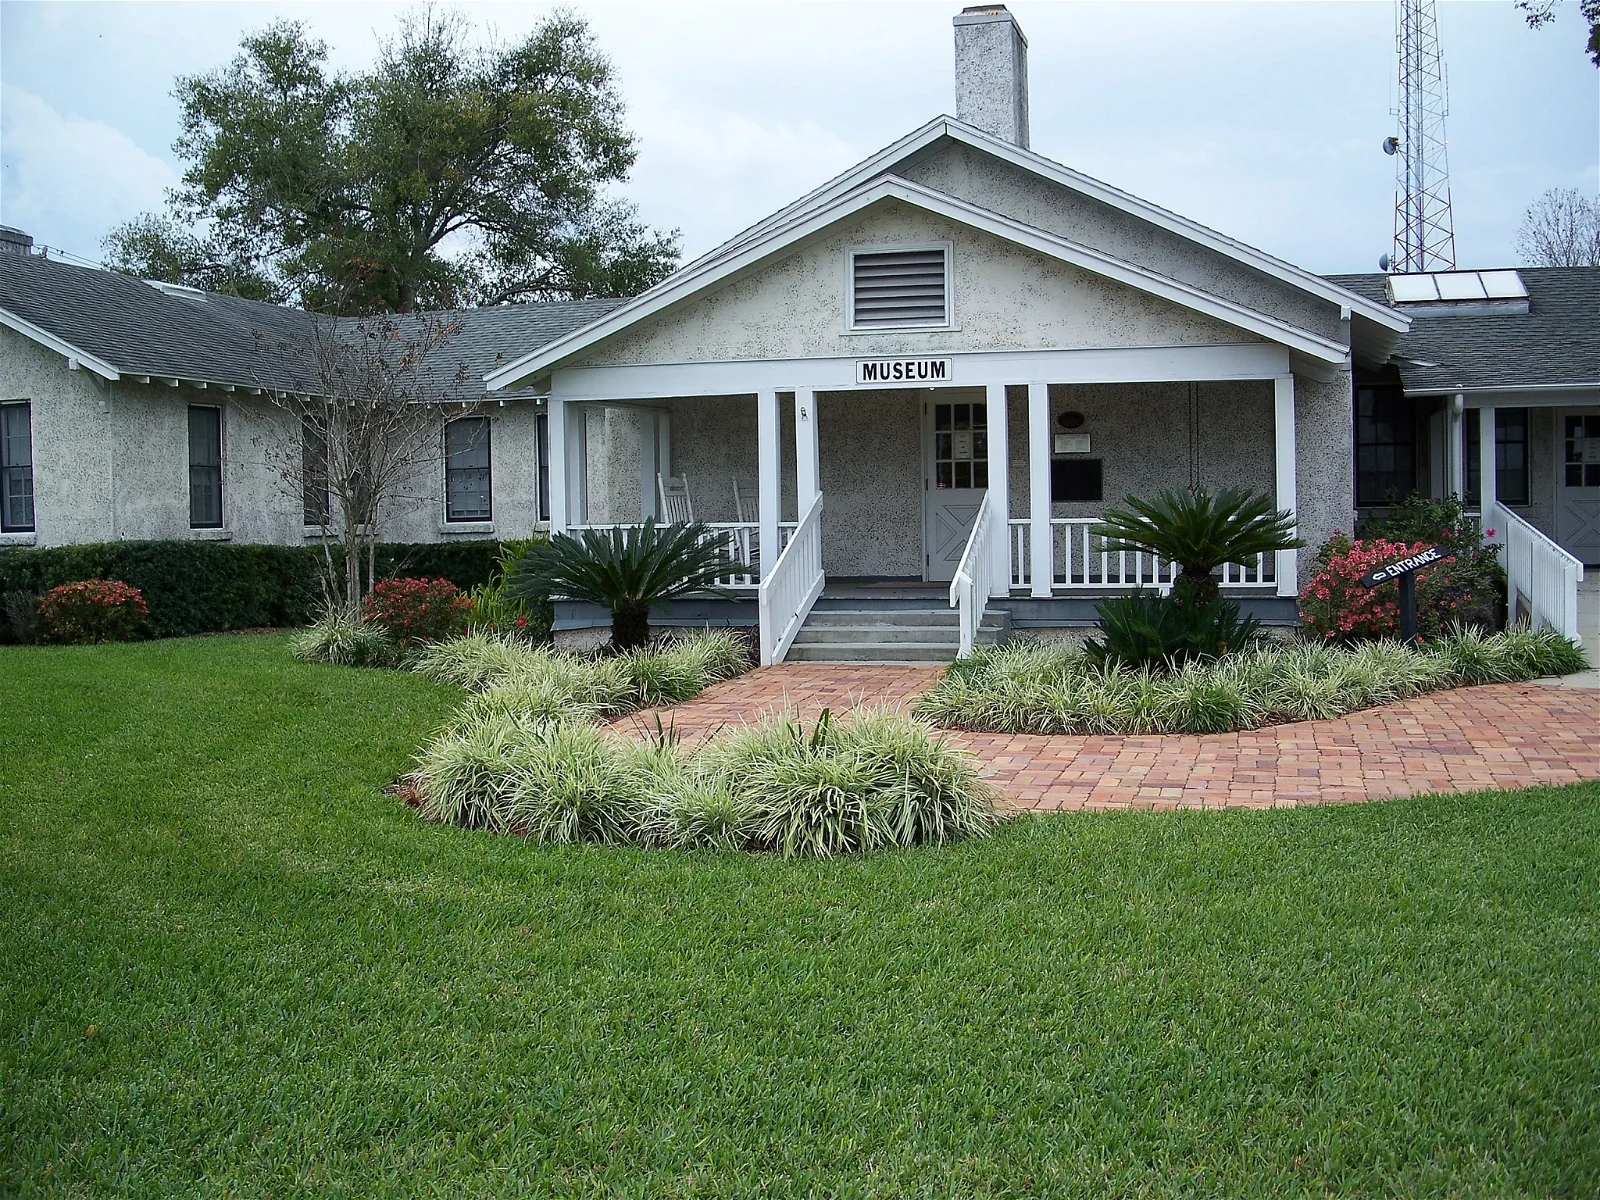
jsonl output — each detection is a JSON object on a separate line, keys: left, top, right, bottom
{"left": 953, "top": 5, "right": 1029, "bottom": 149}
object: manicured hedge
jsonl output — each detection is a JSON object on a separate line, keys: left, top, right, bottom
{"left": 0, "top": 539, "right": 505, "bottom": 640}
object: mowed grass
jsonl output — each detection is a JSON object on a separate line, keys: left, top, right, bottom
{"left": 2, "top": 636, "right": 1598, "bottom": 1198}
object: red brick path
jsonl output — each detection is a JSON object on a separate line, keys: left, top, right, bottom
{"left": 617, "top": 665, "right": 1600, "bottom": 811}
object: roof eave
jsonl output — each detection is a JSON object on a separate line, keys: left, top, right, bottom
{"left": 0, "top": 305, "right": 121, "bottom": 380}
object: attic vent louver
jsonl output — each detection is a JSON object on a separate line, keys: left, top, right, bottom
{"left": 851, "top": 247, "right": 949, "bottom": 328}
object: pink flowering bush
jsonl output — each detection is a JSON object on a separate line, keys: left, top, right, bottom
{"left": 361, "top": 577, "right": 473, "bottom": 646}
{"left": 36, "top": 579, "right": 149, "bottom": 644}
{"left": 1299, "top": 534, "right": 1468, "bottom": 642}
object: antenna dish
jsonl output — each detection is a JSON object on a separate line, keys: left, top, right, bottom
{"left": 1379, "top": 253, "right": 1392, "bottom": 271}
{"left": 1382, "top": 136, "right": 1400, "bottom": 156}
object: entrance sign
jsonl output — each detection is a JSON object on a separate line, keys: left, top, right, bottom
{"left": 856, "top": 357, "right": 952, "bottom": 385}
{"left": 1357, "top": 544, "right": 1444, "bottom": 588}
{"left": 1358, "top": 543, "right": 1445, "bottom": 644}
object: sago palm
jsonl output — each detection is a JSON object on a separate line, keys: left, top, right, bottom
{"left": 1093, "top": 487, "right": 1301, "bottom": 605}
{"left": 510, "top": 519, "right": 733, "bottom": 651}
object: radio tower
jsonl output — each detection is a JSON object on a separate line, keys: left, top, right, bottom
{"left": 1385, "top": 0, "right": 1457, "bottom": 272}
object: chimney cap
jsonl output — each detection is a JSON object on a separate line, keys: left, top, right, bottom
{"left": 0, "top": 226, "right": 34, "bottom": 255}
{"left": 953, "top": 4, "right": 1028, "bottom": 44}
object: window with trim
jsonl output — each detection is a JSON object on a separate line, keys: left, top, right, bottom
{"left": 1465, "top": 409, "right": 1529, "bottom": 506}
{"left": 302, "top": 420, "right": 330, "bottom": 525}
{"left": 1354, "top": 387, "right": 1418, "bottom": 506}
{"left": 849, "top": 245, "right": 950, "bottom": 329}
{"left": 188, "top": 405, "right": 223, "bottom": 529}
{"left": 2, "top": 401, "right": 34, "bottom": 533}
{"left": 445, "top": 416, "right": 492, "bottom": 522}
{"left": 535, "top": 412, "right": 550, "bottom": 522}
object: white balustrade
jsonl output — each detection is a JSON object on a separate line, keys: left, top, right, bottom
{"left": 568, "top": 521, "right": 795, "bottom": 591}
{"left": 757, "top": 495, "right": 825, "bottom": 665}
{"left": 1487, "top": 502, "right": 1585, "bottom": 638}
{"left": 949, "top": 492, "right": 998, "bottom": 657}
{"left": 1006, "top": 517, "right": 1274, "bottom": 593}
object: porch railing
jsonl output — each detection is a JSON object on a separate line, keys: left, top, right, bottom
{"left": 949, "top": 492, "right": 998, "bottom": 657}
{"left": 567, "top": 521, "right": 796, "bottom": 591}
{"left": 1007, "top": 518, "right": 1275, "bottom": 592}
{"left": 1484, "top": 502, "right": 1585, "bottom": 639}
{"left": 758, "top": 494, "right": 825, "bottom": 666}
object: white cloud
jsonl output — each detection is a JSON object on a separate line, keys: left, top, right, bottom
{"left": 0, "top": 83, "right": 179, "bottom": 258}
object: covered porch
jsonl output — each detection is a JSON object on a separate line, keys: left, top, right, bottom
{"left": 547, "top": 344, "right": 1309, "bottom": 663}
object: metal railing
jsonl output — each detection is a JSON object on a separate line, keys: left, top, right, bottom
{"left": 1485, "top": 502, "right": 1585, "bottom": 638}
{"left": 758, "top": 495, "right": 825, "bottom": 665}
{"left": 568, "top": 521, "right": 796, "bottom": 590}
{"left": 949, "top": 492, "right": 998, "bottom": 657}
{"left": 1007, "top": 518, "right": 1274, "bottom": 591}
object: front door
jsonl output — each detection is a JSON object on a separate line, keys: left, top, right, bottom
{"left": 923, "top": 390, "right": 989, "bottom": 582}
{"left": 1557, "top": 411, "right": 1600, "bottom": 565}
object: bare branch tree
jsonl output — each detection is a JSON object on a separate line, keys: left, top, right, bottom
{"left": 1515, "top": 188, "right": 1600, "bottom": 267}
{"left": 254, "top": 311, "right": 472, "bottom": 609}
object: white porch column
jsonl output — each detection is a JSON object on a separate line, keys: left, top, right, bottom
{"left": 1273, "top": 374, "right": 1298, "bottom": 596}
{"left": 986, "top": 382, "right": 1010, "bottom": 596}
{"left": 1478, "top": 405, "right": 1498, "bottom": 525}
{"left": 548, "top": 396, "right": 568, "bottom": 533}
{"left": 638, "top": 410, "right": 659, "bottom": 521}
{"left": 757, "top": 389, "right": 781, "bottom": 580}
{"left": 794, "top": 388, "right": 819, "bottom": 513}
{"left": 1446, "top": 394, "right": 1465, "bottom": 498}
{"left": 1027, "top": 381, "right": 1052, "bottom": 598}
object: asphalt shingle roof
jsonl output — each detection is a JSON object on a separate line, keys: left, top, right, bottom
{"left": 1325, "top": 266, "right": 1600, "bottom": 392}
{"left": 0, "top": 252, "right": 626, "bottom": 397}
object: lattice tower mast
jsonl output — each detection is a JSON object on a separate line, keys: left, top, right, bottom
{"left": 1390, "top": 0, "right": 1457, "bottom": 272}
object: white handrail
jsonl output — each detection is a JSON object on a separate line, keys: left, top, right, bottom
{"left": 757, "top": 495, "right": 825, "bottom": 665}
{"left": 1005, "top": 517, "right": 1274, "bottom": 592}
{"left": 949, "top": 493, "right": 997, "bottom": 657}
{"left": 1487, "top": 502, "right": 1585, "bottom": 638}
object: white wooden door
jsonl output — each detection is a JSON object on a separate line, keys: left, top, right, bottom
{"left": 923, "top": 391, "right": 990, "bottom": 582}
{"left": 1556, "top": 411, "right": 1600, "bottom": 565}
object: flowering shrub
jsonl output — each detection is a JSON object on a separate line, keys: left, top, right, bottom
{"left": 1299, "top": 535, "right": 1469, "bottom": 641}
{"left": 1356, "top": 493, "right": 1505, "bottom": 629}
{"left": 361, "top": 577, "right": 473, "bottom": 646}
{"left": 36, "top": 579, "right": 149, "bottom": 644}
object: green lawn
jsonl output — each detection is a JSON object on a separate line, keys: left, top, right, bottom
{"left": 3, "top": 635, "right": 1598, "bottom": 1198}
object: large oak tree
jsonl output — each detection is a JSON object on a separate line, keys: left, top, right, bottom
{"left": 105, "top": 9, "right": 678, "bottom": 312}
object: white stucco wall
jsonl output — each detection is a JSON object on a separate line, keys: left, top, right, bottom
{"left": 570, "top": 199, "right": 1265, "bottom": 370}
{"left": 0, "top": 327, "right": 544, "bottom": 549}
{"left": 898, "top": 140, "right": 1345, "bottom": 340}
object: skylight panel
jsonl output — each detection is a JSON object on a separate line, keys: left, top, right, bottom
{"left": 1478, "top": 270, "right": 1527, "bottom": 299}
{"left": 1434, "top": 272, "right": 1487, "bottom": 300}
{"left": 1386, "top": 274, "right": 1438, "bottom": 302}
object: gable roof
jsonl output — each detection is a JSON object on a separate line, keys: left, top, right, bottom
{"left": 1328, "top": 267, "right": 1600, "bottom": 393}
{"left": 484, "top": 170, "right": 1356, "bottom": 391}
{"left": 484, "top": 115, "right": 1408, "bottom": 391}
{"left": 0, "top": 251, "right": 625, "bottom": 397}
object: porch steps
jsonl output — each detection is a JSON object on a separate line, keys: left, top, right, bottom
{"left": 785, "top": 602, "right": 1007, "bottom": 663}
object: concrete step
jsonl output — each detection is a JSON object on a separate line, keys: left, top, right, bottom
{"left": 786, "top": 641, "right": 964, "bottom": 663}
{"left": 792, "top": 624, "right": 961, "bottom": 646}
{"left": 804, "top": 608, "right": 960, "bottom": 628}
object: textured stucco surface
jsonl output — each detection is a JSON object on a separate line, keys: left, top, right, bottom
{"left": 570, "top": 200, "right": 1264, "bottom": 370}
{"left": 1294, "top": 372, "right": 1356, "bottom": 583}
{"left": 899, "top": 141, "right": 1344, "bottom": 341}
{"left": 954, "top": 10, "right": 1029, "bottom": 148}
{"left": 0, "top": 327, "right": 544, "bottom": 548}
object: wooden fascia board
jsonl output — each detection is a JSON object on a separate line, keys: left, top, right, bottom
{"left": 0, "top": 307, "right": 121, "bottom": 379}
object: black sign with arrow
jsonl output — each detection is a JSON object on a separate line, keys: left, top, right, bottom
{"left": 1357, "top": 544, "right": 1446, "bottom": 643}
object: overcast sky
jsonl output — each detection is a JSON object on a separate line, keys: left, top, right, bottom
{"left": 1, "top": 0, "right": 1596, "bottom": 278}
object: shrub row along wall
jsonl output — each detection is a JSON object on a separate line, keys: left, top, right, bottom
{"left": 0, "top": 540, "right": 506, "bottom": 640}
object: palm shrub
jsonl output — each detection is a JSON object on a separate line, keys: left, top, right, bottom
{"left": 510, "top": 519, "right": 734, "bottom": 652}
{"left": 1094, "top": 488, "right": 1302, "bottom": 607}
{"left": 1084, "top": 585, "right": 1259, "bottom": 669}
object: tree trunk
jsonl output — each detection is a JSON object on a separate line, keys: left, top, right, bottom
{"left": 611, "top": 604, "right": 651, "bottom": 653}
{"left": 1176, "top": 566, "right": 1219, "bottom": 608}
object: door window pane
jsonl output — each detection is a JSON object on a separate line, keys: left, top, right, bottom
{"left": 1565, "top": 416, "right": 1600, "bottom": 488}
{"left": 1354, "top": 388, "right": 1417, "bottom": 506}
{"left": 445, "top": 416, "right": 492, "bottom": 522}
{"left": 1465, "top": 409, "right": 1530, "bottom": 506}
{"left": 931, "top": 400, "right": 988, "bottom": 491}
{"left": 188, "top": 406, "right": 222, "bottom": 528}
{"left": 1, "top": 401, "right": 34, "bottom": 532}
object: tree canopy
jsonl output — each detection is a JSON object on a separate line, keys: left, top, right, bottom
{"left": 1517, "top": 0, "right": 1600, "bottom": 67}
{"left": 1516, "top": 188, "right": 1600, "bottom": 267}
{"left": 104, "top": 9, "right": 679, "bottom": 313}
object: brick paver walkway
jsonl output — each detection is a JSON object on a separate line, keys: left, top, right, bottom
{"left": 617, "top": 664, "right": 1600, "bottom": 811}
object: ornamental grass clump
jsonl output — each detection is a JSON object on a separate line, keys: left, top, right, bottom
{"left": 917, "top": 627, "right": 1587, "bottom": 736}
{"left": 291, "top": 608, "right": 398, "bottom": 668}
